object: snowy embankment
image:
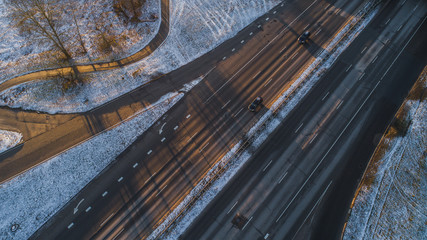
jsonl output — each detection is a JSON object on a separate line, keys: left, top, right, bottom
{"left": 0, "top": 0, "right": 281, "bottom": 113}
{"left": 0, "top": 77, "right": 201, "bottom": 240}
{"left": 0, "top": 0, "right": 160, "bottom": 82}
{"left": 343, "top": 74, "right": 427, "bottom": 240}
{"left": 0, "top": 130, "right": 22, "bottom": 153}
{"left": 152, "top": 2, "right": 380, "bottom": 239}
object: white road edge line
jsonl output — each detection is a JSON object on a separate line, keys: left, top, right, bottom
{"left": 263, "top": 160, "right": 273, "bottom": 172}
{"left": 227, "top": 201, "right": 238, "bottom": 214}
{"left": 292, "top": 181, "right": 333, "bottom": 240}
{"left": 380, "top": 15, "right": 426, "bottom": 80}
{"left": 276, "top": 80, "right": 382, "bottom": 223}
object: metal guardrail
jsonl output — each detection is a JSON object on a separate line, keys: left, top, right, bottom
{"left": 153, "top": 0, "right": 383, "bottom": 239}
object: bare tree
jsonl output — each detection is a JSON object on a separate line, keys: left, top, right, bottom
{"left": 5, "top": 0, "right": 81, "bottom": 83}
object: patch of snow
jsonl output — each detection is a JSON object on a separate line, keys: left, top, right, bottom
{"left": 0, "top": 130, "right": 22, "bottom": 153}
{"left": 0, "top": 0, "right": 161, "bottom": 82}
{"left": 0, "top": 0, "right": 281, "bottom": 113}
{"left": 344, "top": 93, "right": 427, "bottom": 238}
{"left": 0, "top": 84, "right": 192, "bottom": 239}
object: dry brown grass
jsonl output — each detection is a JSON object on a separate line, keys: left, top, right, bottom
{"left": 360, "top": 65, "right": 427, "bottom": 189}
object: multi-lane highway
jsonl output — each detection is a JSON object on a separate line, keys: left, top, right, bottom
{"left": 181, "top": 0, "right": 427, "bottom": 239}
{"left": 31, "top": 0, "right": 426, "bottom": 239}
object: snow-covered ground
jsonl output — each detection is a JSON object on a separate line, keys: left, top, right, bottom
{"left": 0, "top": 130, "right": 22, "bottom": 153}
{"left": 151, "top": 2, "right": 380, "bottom": 239}
{"left": 0, "top": 0, "right": 160, "bottom": 82}
{"left": 0, "top": 77, "right": 202, "bottom": 240}
{"left": 343, "top": 77, "right": 427, "bottom": 240}
{"left": 0, "top": 0, "right": 283, "bottom": 238}
{"left": 0, "top": 0, "right": 281, "bottom": 113}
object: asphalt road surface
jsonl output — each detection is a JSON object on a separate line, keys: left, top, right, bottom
{"left": 182, "top": 0, "right": 427, "bottom": 240}
{"left": 31, "top": 0, "right": 426, "bottom": 239}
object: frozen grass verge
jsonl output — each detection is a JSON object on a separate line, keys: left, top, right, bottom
{"left": 0, "top": 77, "right": 203, "bottom": 240}
{"left": 343, "top": 68, "right": 427, "bottom": 240}
{"left": 0, "top": 130, "right": 22, "bottom": 153}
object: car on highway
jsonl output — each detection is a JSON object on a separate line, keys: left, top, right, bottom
{"left": 298, "top": 31, "right": 311, "bottom": 44}
{"left": 248, "top": 96, "right": 263, "bottom": 112}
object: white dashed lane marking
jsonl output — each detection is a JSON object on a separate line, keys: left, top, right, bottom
{"left": 85, "top": 206, "right": 92, "bottom": 212}
{"left": 68, "top": 223, "right": 74, "bottom": 229}
{"left": 186, "top": 114, "right": 191, "bottom": 119}
{"left": 118, "top": 177, "right": 123, "bottom": 182}
{"left": 133, "top": 163, "right": 138, "bottom": 168}
{"left": 102, "top": 191, "right": 108, "bottom": 197}
{"left": 147, "top": 150, "right": 152, "bottom": 155}
{"left": 161, "top": 137, "right": 166, "bottom": 142}
{"left": 174, "top": 125, "right": 179, "bottom": 130}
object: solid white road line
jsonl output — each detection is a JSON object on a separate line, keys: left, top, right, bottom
{"left": 227, "top": 201, "right": 238, "bottom": 214}
{"left": 276, "top": 80, "right": 382, "bottom": 223}
{"left": 292, "top": 181, "right": 333, "bottom": 240}
{"left": 295, "top": 123, "right": 304, "bottom": 133}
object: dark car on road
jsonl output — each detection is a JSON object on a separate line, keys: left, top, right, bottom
{"left": 248, "top": 96, "right": 263, "bottom": 112}
{"left": 298, "top": 31, "right": 311, "bottom": 44}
